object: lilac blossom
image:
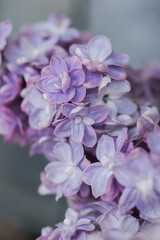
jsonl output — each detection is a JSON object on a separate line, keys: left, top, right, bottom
{"left": 70, "top": 35, "right": 129, "bottom": 80}
{"left": 38, "top": 208, "right": 95, "bottom": 240}
{"left": 21, "top": 87, "right": 57, "bottom": 130}
{"left": 5, "top": 32, "right": 58, "bottom": 74}
{"left": 39, "top": 55, "right": 86, "bottom": 103}
{"left": 85, "top": 79, "right": 137, "bottom": 126}
{"left": 98, "top": 206, "right": 139, "bottom": 240}
{"left": 0, "top": 71, "right": 21, "bottom": 104}
{"left": 113, "top": 148, "right": 160, "bottom": 222}
{"left": 1, "top": 13, "right": 160, "bottom": 240}
{"left": 27, "top": 127, "right": 65, "bottom": 161}
{"left": 54, "top": 104, "right": 108, "bottom": 147}
{"left": 83, "top": 128, "right": 130, "bottom": 200}
{"left": 0, "top": 20, "right": 12, "bottom": 65}
{"left": 22, "top": 13, "right": 80, "bottom": 43}
{"left": 45, "top": 140, "right": 88, "bottom": 197}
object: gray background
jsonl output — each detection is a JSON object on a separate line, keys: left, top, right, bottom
{"left": 0, "top": 0, "right": 160, "bottom": 236}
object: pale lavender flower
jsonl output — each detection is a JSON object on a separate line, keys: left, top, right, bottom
{"left": 45, "top": 140, "right": 88, "bottom": 197}
{"left": 98, "top": 206, "right": 139, "bottom": 240}
{"left": 21, "top": 87, "right": 57, "bottom": 130}
{"left": 22, "top": 13, "right": 80, "bottom": 43}
{"left": 45, "top": 208, "right": 95, "bottom": 240}
{"left": 0, "top": 20, "right": 12, "bottom": 65}
{"left": 5, "top": 32, "right": 58, "bottom": 74}
{"left": 27, "top": 127, "right": 65, "bottom": 161}
{"left": 54, "top": 104, "right": 108, "bottom": 147}
{"left": 131, "top": 106, "right": 160, "bottom": 139}
{"left": 83, "top": 128, "right": 129, "bottom": 200}
{"left": 85, "top": 79, "right": 137, "bottom": 126}
{"left": 113, "top": 148, "right": 160, "bottom": 222}
{"left": 0, "top": 71, "right": 21, "bottom": 104}
{"left": 70, "top": 35, "right": 129, "bottom": 80}
{"left": 39, "top": 55, "right": 86, "bottom": 103}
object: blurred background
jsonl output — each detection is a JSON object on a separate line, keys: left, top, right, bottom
{"left": 0, "top": 0, "right": 160, "bottom": 239}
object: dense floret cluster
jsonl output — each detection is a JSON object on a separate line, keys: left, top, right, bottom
{"left": 0, "top": 13, "right": 160, "bottom": 240}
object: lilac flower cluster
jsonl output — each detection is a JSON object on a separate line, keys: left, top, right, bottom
{"left": 0, "top": 13, "right": 160, "bottom": 239}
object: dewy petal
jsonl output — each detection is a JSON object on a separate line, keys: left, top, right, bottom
{"left": 66, "top": 55, "right": 82, "bottom": 71}
{"left": 54, "top": 87, "right": 75, "bottom": 103}
{"left": 88, "top": 105, "right": 108, "bottom": 124}
{"left": 105, "top": 51, "right": 130, "bottom": 66}
{"left": 54, "top": 142, "right": 72, "bottom": 163}
{"left": 119, "top": 188, "right": 140, "bottom": 214}
{"left": 108, "top": 66, "right": 127, "bottom": 80}
{"left": 50, "top": 56, "right": 68, "bottom": 77}
{"left": 84, "top": 70, "right": 103, "bottom": 89}
{"left": 72, "top": 85, "right": 86, "bottom": 103}
{"left": 96, "top": 135, "right": 115, "bottom": 160}
{"left": 137, "top": 194, "right": 160, "bottom": 219}
{"left": 70, "top": 69, "right": 85, "bottom": 87}
{"left": 82, "top": 125, "right": 97, "bottom": 147}
{"left": 71, "top": 121, "right": 84, "bottom": 143}
{"left": 54, "top": 119, "right": 71, "bottom": 138}
{"left": 87, "top": 35, "right": 112, "bottom": 62}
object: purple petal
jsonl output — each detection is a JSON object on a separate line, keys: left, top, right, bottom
{"left": 83, "top": 162, "right": 103, "bottom": 185}
{"left": 114, "top": 97, "right": 137, "bottom": 115}
{"left": 50, "top": 56, "right": 68, "bottom": 77}
{"left": 70, "top": 69, "right": 85, "bottom": 87}
{"left": 92, "top": 168, "right": 113, "bottom": 198}
{"left": 108, "top": 66, "right": 127, "bottom": 80}
{"left": 45, "top": 162, "right": 68, "bottom": 184}
{"left": 65, "top": 168, "right": 82, "bottom": 192}
{"left": 39, "top": 76, "right": 60, "bottom": 93}
{"left": 54, "top": 119, "right": 71, "bottom": 138}
{"left": 72, "top": 86, "right": 86, "bottom": 103}
{"left": 87, "top": 35, "right": 112, "bottom": 62}
{"left": 105, "top": 51, "right": 130, "bottom": 66}
{"left": 54, "top": 142, "right": 72, "bottom": 162}
{"left": 54, "top": 87, "right": 75, "bottom": 103}
{"left": 69, "top": 44, "right": 88, "bottom": 57}
{"left": 88, "top": 105, "right": 108, "bottom": 124}
{"left": 96, "top": 135, "right": 115, "bottom": 160}
{"left": 82, "top": 125, "right": 97, "bottom": 147}
{"left": 71, "top": 121, "right": 84, "bottom": 143}
{"left": 84, "top": 70, "right": 102, "bottom": 89}
{"left": 62, "top": 103, "right": 75, "bottom": 117}
{"left": 66, "top": 55, "right": 82, "bottom": 71}
{"left": 70, "top": 140, "right": 84, "bottom": 165}
{"left": 115, "top": 128, "right": 128, "bottom": 151}
{"left": 119, "top": 188, "right": 140, "bottom": 214}
{"left": 137, "top": 194, "right": 160, "bottom": 219}
{"left": 41, "top": 65, "right": 53, "bottom": 76}
{"left": 147, "top": 131, "right": 160, "bottom": 155}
